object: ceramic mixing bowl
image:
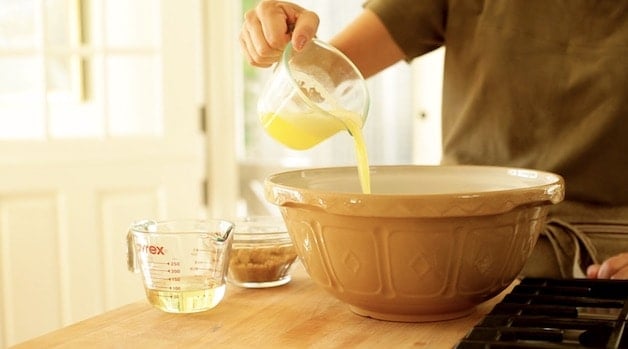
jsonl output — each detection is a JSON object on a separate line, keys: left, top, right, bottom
{"left": 264, "top": 165, "right": 564, "bottom": 322}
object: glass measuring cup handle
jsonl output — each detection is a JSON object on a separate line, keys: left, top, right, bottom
{"left": 127, "top": 229, "right": 139, "bottom": 273}
{"left": 127, "top": 219, "right": 158, "bottom": 273}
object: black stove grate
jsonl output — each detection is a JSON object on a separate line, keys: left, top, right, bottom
{"left": 455, "top": 277, "right": 628, "bottom": 348}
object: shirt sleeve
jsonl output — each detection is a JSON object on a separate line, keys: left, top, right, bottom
{"left": 364, "top": 0, "right": 447, "bottom": 59}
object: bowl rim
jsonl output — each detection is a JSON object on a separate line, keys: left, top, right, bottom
{"left": 264, "top": 165, "right": 565, "bottom": 218}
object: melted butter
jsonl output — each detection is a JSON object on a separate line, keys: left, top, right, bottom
{"left": 261, "top": 109, "right": 371, "bottom": 194}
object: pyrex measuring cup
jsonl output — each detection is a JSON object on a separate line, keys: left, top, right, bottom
{"left": 258, "top": 38, "right": 370, "bottom": 150}
{"left": 127, "top": 219, "right": 234, "bottom": 313}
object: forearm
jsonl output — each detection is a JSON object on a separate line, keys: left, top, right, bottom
{"left": 330, "top": 9, "right": 405, "bottom": 79}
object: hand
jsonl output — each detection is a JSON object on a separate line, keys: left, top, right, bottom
{"left": 586, "top": 252, "right": 628, "bottom": 279}
{"left": 240, "top": 1, "right": 320, "bottom": 67}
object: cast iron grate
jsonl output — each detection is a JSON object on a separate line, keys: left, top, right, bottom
{"left": 455, "top": 277, "right": 628, "bottom": 348}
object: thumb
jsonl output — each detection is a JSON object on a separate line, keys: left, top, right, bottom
{"left": 290, "top": 10, "right": 319, "bottom": 51}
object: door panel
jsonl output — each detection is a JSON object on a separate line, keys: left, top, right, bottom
{"left": 0, "top": 1, "right": 204, "bottom": 346}
{"left": 0, "top": 193, "right": 62, "bottom": 344}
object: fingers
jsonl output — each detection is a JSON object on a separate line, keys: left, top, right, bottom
{"left": 586, "top": 264, "right": 601, "bottom": 278}
{"left": 240, "top": 1, "right": 319, "bottom": 67}
{"left": 587, "top": 252, "right": 628, "bottom": 280}
{"left": 241, "top": 6, "right": 285, "bottom": 67}
{"left": 290, "top": 10, "right": 319, "bottom": 51}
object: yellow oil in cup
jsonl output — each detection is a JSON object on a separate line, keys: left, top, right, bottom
{"left": 127, "top": 219, "right": 234, "bottom": 313}
{"left": 258, "top": 39, "right": 372, "bottom": 194}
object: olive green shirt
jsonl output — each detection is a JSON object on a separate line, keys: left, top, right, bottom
{"left": 365, "top": 0, "right": 628, "bottom": 211}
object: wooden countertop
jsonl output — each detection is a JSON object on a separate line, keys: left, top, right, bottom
{"left": 13, "top": 263, "right": 514, "bottom": 349}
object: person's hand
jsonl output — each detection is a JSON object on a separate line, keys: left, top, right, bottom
{"left": 586, "top": 252, "right": 628, "bottom": 279}
{"left": 240, "top": 1, "right": 320, "bottom": 67}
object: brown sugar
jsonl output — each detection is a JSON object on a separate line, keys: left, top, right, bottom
{"left": 228, "top": 244, "right": 298, "bottom": 283}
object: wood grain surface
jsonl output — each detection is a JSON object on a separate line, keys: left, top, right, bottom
{"left": 12, "top": 263, "right": 514, "bottom": 349}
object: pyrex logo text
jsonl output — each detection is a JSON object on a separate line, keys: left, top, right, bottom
{"left": 137, "top": 243, "right": 165, "bottom": 255}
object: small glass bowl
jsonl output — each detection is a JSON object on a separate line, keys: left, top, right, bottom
{"left": 228, "top": 216, "right": 298, "bottom": 288}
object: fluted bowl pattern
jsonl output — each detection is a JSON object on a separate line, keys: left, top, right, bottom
{"left": 264, "top": 165, "right": 564, "bottom": 322}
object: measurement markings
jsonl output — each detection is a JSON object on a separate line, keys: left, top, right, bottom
{"left": 191, "top": 248, "right": 214, "bottom": 256}
{"left": 150, "top": 268, "right": 171, "bottom": 272}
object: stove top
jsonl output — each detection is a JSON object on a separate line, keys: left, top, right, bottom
{"left": 455, "top": 277, "right": 628, "bottom": 348}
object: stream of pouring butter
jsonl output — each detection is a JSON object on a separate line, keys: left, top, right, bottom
{"left": 294, "top": 71, "right": 371, "bottom": 194}
{"left": 331, "top": 110, "right": 371, "bottom": 194}
{"left": 261, "top": 109, "right": 371, "bottom": 194}
{"left": 261, "top": 70, "right": 371, "bottom": 193}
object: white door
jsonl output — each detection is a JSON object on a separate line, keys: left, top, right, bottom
{"left": 0, "top": 1, "right": 205, "bottom": 346}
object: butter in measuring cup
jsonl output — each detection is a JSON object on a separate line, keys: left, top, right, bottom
{"left": 260, "top": 110, "right": 346, "bottom": 150}
{"left": 127, "top": 219, "right": 234, "bottom": 313}
{"left": 257, "top": 39, "right": 372, "bottom": 194}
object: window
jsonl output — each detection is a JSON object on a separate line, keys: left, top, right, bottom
{"left": 0, "top": 0, "right": 162, "bottom": 140}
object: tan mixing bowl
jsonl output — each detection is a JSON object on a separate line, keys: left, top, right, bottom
{"left": 264, "top": 165, "right": 564, "bottom": 322}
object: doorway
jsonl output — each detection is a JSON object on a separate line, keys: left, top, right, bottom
{"left": 0, "top": 1, "right": 205, "bottom": 346}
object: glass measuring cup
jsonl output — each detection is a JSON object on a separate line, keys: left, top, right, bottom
{"left": 258, "top": 38, "right": 370, "bottom": 150}
{"left": 127, "top": 219, "right": 234, "bottom": 313}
